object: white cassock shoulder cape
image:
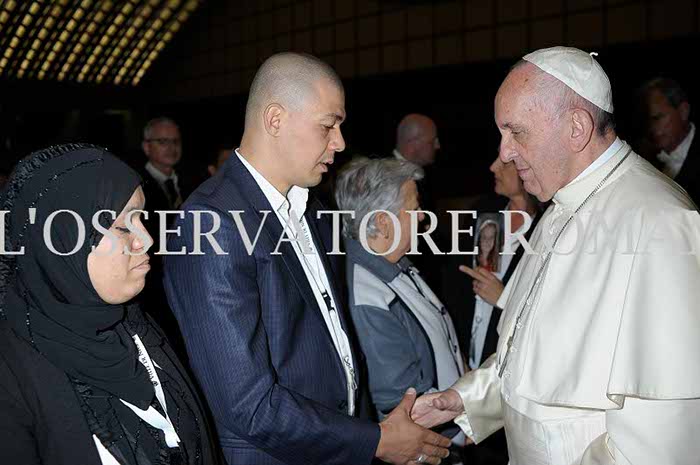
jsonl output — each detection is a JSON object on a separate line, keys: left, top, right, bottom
{"left": 451, "top": 140, "right": 700, "bottom": 465}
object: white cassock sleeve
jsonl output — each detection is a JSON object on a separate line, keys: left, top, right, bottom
{"left": 581, "top": 397, "right": 700, "bottom": 464}
{"left": 451, "top": 353, "right": 503, "bottom": 444}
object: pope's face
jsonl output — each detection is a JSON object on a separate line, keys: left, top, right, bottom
{"left": 279, "top": 78, "right": 346, "bottom": 189}
{"left": 495, "top": 65, "right": 570, "bottom": 202}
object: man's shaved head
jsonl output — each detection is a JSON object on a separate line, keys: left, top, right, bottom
{"left": 395, "top": 113, "right": 440, "bottom": 166}
{"left": 245, "top": 52, "right": 344, "bottom": 130}
{"left": 238, "top": 52, "right": 346, "bottom": 195}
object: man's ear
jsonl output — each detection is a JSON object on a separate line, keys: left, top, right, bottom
{"left": 263, "top": 104, "right": 284, "bottom": 136}
{"left": 679, "top": 101, "right": 691, "bottom": 123}
{"left": 570, "top": 108, "right": 594, "bottom": 153}
{"left": 141, "top": 141, "right": 149, "bottom": 157}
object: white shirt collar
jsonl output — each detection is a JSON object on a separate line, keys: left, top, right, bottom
{"left": 145, "top": 161, "right": 178, "bottom": 184}
{"left": 235, "top": 149, "right": 309, "bottom": 219}
{"left": 568, "top": 137, "right": 623, "bottom": 185}
{"left": 393, "top": 149, "right": 407, "bottom": 162}
{"left": 656, "top": 123, "right": 695, "bottom": 178}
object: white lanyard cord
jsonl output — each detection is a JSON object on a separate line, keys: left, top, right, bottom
{"left": 120, "top": 334, "right": 181, "bottom": 448}
{"left": 283, "top": 211, "right": 358, "bottom": 407}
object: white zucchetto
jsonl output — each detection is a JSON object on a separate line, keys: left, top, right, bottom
{"left": 523, "top": 46, "right": 614, "bottom": 113}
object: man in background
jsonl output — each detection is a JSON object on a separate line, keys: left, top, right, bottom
{"left": 641, "top": 77, "right": 700, "bottom": 204}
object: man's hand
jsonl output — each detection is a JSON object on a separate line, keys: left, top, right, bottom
{"left": 410, "top": 389, "right": 464, "bottom": 430}
{"left": 376, "top": 388, "right": 452, "bottom": 465}
{"left": 459, "top": 265, "right": 504, "bottom": 306}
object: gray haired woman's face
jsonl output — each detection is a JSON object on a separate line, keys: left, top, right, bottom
{"left": 376, "top": 180, "right": 423, "bottom": 263}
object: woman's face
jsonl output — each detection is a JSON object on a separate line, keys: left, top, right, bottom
{"left": 479, "top": 224, "right": 497, "bottom": 256}
{"left": 88, "top": 187, "right": 152, "bottom": 304}
{"left": 490, "top": 155, "right": 524, "bottom": 199}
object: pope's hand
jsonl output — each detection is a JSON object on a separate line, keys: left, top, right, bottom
{"left": 410, "top": 389, "right": 464, "bottom": 429}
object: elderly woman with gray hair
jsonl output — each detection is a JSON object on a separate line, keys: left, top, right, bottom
{"left": 335, "top": 157, "right": 465, "bottom": 434}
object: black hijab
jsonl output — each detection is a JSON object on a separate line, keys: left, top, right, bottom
{"left": 0, "top": 144, "right": 153, "bottom": 408}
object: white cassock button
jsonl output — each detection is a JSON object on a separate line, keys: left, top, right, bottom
{"left": 526, "top": 297, "right": 532, "bottom": 306}
{"left": 516, "top": 321, "right": 523, "bottom": 329}
{"left": 503, "top": 370, "right": 511, "bottom": 379}
{"left": 510, "top": 346, "right": 517, "bottom": 354}
{"left": 504, "top": 394, "right": 511, "bottom": 402}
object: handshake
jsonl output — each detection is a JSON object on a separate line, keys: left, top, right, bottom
{"left": 375, "top": 387, "right": 466, "bottom": 465}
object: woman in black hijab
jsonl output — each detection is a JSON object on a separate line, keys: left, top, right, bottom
{"left": 0, "top": 144, "right": 220, "bottom": 465}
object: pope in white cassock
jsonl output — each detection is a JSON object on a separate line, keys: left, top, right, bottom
{"left": 411, "top": 46, "right": 700, "bottom": 465}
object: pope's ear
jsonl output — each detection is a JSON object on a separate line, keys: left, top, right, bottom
{"left": 263, "top": 103, "right": 284, "bottom": 137}
{"left": 570, "top": 108, "right": 594, "bottom": 152}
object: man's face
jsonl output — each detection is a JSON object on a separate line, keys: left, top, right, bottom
{"left": 143, "top": 122, "right": 182, "bottom": 171}
{"left": 279, "top": 78, "right": 346, "bottom": 188}
{"left": 413, "top": 121, "right": 440, "bottom": 167}
{"left": 495, "top": 66, "right": 569, "bottom": 202}
{"left": 646, "top": 89, "right": 689, "bottom": 153}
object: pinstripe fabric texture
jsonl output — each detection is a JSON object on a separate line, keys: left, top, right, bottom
{"left": 163, "top": 154, "right": 380, "bottom": 465}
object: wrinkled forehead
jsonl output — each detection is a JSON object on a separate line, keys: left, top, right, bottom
{"left": 496, "top": 66, "right": 546, "bottom": 121}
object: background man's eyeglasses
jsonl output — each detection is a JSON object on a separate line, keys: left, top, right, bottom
{"left": 145, "top": 138, "right": 181, "bottom": 146}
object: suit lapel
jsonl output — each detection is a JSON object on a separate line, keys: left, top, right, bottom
{"left": 306, "top": 198, "right": 364, "bottom": 384}
{"left": 224, "top": 155, "right": 348, "bottom": 370}
{"left": 675, "top": 135, "right": 700, "bottom": 189}
{"left": 305, "top": 199, "right": 352, "bottom": 334}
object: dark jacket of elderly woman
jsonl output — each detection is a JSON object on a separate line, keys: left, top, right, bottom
{"left": 0, "top": 144, "right": 221, "bottom": 465}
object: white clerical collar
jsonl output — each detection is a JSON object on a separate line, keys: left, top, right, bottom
{"left": 553, "top": 138, "right": 632, "bottom": 207}
{"left": 569, "top": 137, "right": 623, "bottom": 185}
{"left": 393, "top": 149, "right": 407, "bottom": 162}
{"left": 145, "top": 161, "right": 178, "bottom": 185}
{"left": 656, "top": 122, "right": 695, "bottom": 172}
{"left": 235, "top": 149, "right": 309, "bottom": 219}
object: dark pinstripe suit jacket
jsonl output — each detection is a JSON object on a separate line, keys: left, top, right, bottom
{"left": 163, "top": 154, "right": 380, "bottom": 465}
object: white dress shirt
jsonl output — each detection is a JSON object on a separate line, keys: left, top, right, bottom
{"left": 393, "top": 149, "right": 407, "bottom": 162}
{"left": 657, "top": 122, "right": 695, "bottom": 179}
{"left": 235, "top": 149, "right": 357, "bottom": 415}
{"left": 145, "top": 161, "right": 182, "bottom": 205}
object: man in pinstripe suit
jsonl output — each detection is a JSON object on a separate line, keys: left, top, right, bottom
{"left": 164, "top": 52, "right": 451, "bottom": 465}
